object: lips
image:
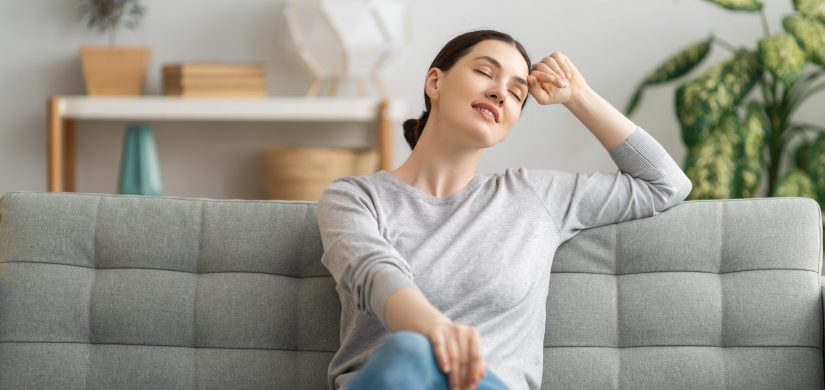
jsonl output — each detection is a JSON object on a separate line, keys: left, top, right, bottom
{"left": 472, "top": 102, "right": 499, "bottom": 123}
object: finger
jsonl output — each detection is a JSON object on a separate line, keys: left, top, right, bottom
{"left": 533, "top": 63, "right": 566, "bottom": 88}
{"left": 455, "top": 330, "right": 469, "bottom": 390}
{"left": 458, "top": 329, "right": 472, "bottom": 389}
{"left": 431, "top": 333, "right": 450, "bottom": 374}
{"left": 446, "top": 335, "right": 461, "bottom": 390}
{"left": 528, "top": 75, "right": 555, "bottom": 103}
{"left": 563, "top": 57, "right": 573, "bottom": 79}
{"left": 528, "top": 74, "right": 548, "bottom": 94}
{"left": 541, "top": 57, "right": 567, "bottom": 81}
{"left": 530, "top": 70, "right": 557, "bottom": 85}
{"left": 466, "top": 329, "right": 483, "bottom": 388}
{"left": 532, "top": 64, "right": 563, "bottom": 87}
{"left": 551, "top": 53, "right": 573, "bottom": 79}
{"left": 527, "top": 75, "right": 548, "bottom": 100}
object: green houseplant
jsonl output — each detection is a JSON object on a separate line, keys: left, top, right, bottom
{"left": 625, "top": 0, "right": 825, "bottom": 202}
{"left": 78, "top": 0, "right": 150, "bottom": 95}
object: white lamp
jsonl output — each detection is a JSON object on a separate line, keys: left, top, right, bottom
{"left": 284, "top": 0, "right": 410, "bottom": 98}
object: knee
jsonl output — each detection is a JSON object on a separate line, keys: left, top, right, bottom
{"left": 347, "top": 331, "right": 445, "bottom": 389}
{"left": 382, "top": 331, "right": 433, "bottom": 361}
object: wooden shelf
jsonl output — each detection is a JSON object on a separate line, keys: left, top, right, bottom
{"left": 54, "top": 96, "right": 407, "bottom": 122}
{"left": 47, "top": 96, "right": 406, "bottom": 192}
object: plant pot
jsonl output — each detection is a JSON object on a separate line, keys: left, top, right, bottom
{"left": 261, "top": 146, "right": 378, "bottom": 201}
{"left": 80, "top": 46, "right": 150, "bottom": 96}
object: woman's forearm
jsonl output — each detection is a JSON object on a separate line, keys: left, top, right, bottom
{"left": 384, "top": 287, "right": 452, "bottom": 333}
{"left": 562, "top": 85, "right": 638, "bottom": 150}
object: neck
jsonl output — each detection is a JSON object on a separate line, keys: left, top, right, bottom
{"left": 391, "top": 115, "right": 482, "bottom": 198}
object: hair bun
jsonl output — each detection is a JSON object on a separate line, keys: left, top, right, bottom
{"left": 403, "top": 110, "right": 430, "bottom": 150}
{"left": 403, "top": 118, "right": 421, "bottom": 150}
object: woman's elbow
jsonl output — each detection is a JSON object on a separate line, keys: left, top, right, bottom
{"left": 675, "top": 173, "right": 693, "bottom": 202}
{"left": 652, "top": 174, "right": 692, "bottom": 213}
{"left": 663, "top": 174, "right": 693, "bottom": 209}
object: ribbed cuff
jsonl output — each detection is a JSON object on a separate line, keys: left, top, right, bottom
{"left": 607, "top": 126, "right": 669, "bottom": 177}
{"left": 369, "top": 265, "right": 418, "bottom": 328}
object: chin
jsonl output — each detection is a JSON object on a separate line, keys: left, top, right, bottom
{"left": 448, "top": 114, "right": 505, "bottom": 148}
{"left": 466, "top": 124, "right": 504, "bottom": 149}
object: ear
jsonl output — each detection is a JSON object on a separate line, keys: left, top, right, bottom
{"left": 424, "top": 67, "right": 442, "bottom": 101}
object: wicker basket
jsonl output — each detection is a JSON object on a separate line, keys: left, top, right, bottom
{"left": 261, "top": 145, "right": 378, "bottom": 201}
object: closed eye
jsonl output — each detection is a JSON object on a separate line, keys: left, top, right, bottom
{"left": 476, "top": 69, "right": 522, "bottom": 101}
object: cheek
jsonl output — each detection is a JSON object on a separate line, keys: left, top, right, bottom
{"left": 507, "top": 106, "right": 522, "bottom": 124}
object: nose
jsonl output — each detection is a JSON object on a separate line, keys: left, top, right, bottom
{"left": 486, "top": 86, "right": 505, "bottom": 105}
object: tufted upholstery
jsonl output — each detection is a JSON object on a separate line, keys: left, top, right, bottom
{"left": 0, "top": 192, "right": 823, "bottom": 389}
{"left": 546, "top": 198, "right": 825, "bottom": 389}
{"left": 0, "top": 192, "right": 337, "bottom": 389}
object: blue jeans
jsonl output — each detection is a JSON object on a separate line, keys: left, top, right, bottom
{"left": 345, "top": 331, "right": 509, "bottom": 390}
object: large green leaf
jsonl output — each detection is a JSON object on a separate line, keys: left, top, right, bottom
{"left": 784, "top": 15, "right": 825, "bottom": 67}
{"left": 676, "top": 62, "right": 729, "bottom": 148}
{"left": 676, "top": 49, "right": 761, "bottom": 148}
{"left": 624, "top": 88, "right": 644, "bottom": 117}
{"left": 704, "top": 0, "right": 763, "bottom": 11}
{"left": 723, "top": 49, "right": 763, "bottom": 101}
{"left": 807, "top": 133, "right": 825, "bottom": 202}
{"left": 645, "top": 37, "right": 714, "bottom": 85}
{"left": 794, "top": 0, "right": 825, "bottom": 24}
{"left": 625, "top": 37, "right": 713, "bottom": 116}
{"left": 758, "top": 33, "right": 807, "bottom": 85}
{"left": 795, "top": 141, "right": 811, "bottom": 171}
{"left": 773, "top": 168, "right": 816, "bottom": 197}
{"left": 684, "top": 111, "right": 740, "bottom": 199}
{"left": 734, "top": 102, "right": 766, "bottom": 198}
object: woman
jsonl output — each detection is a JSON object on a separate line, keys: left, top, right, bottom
{"left": 317, "top": 30, "right": 692, "bottom": 390}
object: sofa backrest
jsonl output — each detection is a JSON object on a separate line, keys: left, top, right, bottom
{"left": 0, "top": 192, "right": 338, "bottom": 389}
{"left": 1, "top": 192, "right": 823, "bottom": 389}
{"left": 546, "top": 197, "right": 824, "bottom": 389}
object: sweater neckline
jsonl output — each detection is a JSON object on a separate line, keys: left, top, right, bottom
{"left": 376, "top": 170, "right": 482, "bottom": 204}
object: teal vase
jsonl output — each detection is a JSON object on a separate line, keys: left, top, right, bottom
{"left": 118, "top": 124, "right": 163, "bottom": 196}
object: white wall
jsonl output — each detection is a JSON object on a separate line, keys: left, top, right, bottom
{"left": 1, "top": 0, "right": 822, "bottom": 199}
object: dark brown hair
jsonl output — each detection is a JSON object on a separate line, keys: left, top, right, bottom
{"left": 403, "top": 30, "right": 531, "bottom": 150}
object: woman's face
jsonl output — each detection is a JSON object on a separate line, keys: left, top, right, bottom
{"left": 426, "top": 39, "right": 529, "bottom": 149}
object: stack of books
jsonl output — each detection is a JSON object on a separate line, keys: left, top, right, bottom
{"left": 162, "top": 63, "right": 266, "bottom": 97}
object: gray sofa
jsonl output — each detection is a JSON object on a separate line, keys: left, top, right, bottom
{"left": 0, "top": 191, "right": 823, "bottom": 389}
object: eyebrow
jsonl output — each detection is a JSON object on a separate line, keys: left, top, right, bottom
{"left": 474, "top": 56, "right": 528, "bottom": 87}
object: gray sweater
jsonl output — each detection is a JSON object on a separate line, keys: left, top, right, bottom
{"left": 317, "top": 126, "right": 693, "bottom": 390}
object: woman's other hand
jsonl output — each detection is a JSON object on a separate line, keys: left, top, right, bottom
{"left": 528, "top": 51, "right": 589, "bottom": 105}
{"left": 424, "top": 319, "right": 486, "bottom": 390}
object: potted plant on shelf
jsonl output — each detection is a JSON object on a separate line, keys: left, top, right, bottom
{"left": 78, "top": 0, "right": 149, "bottom": 95}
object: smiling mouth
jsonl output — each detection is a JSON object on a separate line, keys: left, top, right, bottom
{"left": 472, "top": 104, "right": 499, "bottom": 123}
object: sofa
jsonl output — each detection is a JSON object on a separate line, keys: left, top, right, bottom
{"left": 0, "top": 191, "right": 823, "bottom": 389}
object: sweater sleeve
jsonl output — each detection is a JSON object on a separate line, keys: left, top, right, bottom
{"left": 525, "top": 126, "right": 693, "bottom": 243}
{"left": 316, "top": 178, "right": 419, "bottom": 329}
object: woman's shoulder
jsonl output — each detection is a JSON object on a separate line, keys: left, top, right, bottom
{"left": 320, "top": 171, "right": 397, "bottom": 205}
{"left": 322, "top": 172, "right": 378, "bottom": 196}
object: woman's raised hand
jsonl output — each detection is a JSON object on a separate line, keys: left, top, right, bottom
{"left": 424, "top": 319, "right": 486, "bottom": 390}
{"left": 528, "top": 52, "right": 589, "bottom": 106}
